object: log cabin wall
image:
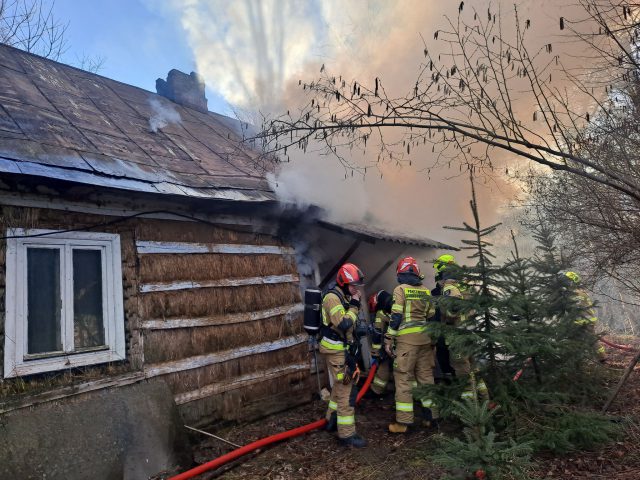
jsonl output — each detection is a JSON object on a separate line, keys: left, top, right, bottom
{"left": 0, "top": 205, "right": 310, "bottom": 425}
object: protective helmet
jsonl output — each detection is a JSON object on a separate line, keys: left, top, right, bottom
{"left": 336, "top": 263, "right": 365, "bottom": 287}
{"left": 368, "top": 291, "right": 382, "bottom": 313}
{"left": 368, "top": 290, "right": 392, "bottom": 313}
{"left": 564, "top": 271, "right": 581, "bottom": 284}
{"left": 434, "top": 254, "right": 456, "bottom": 273}
{"left": 397, "top": 256, "right": 420, "bottom": 276}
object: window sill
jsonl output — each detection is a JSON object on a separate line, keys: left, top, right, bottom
{"left": 4, "top": 349, "right": 126, "bottom": 379}
{"left": 0, "top": 371, "right": 145, "bottom": 414}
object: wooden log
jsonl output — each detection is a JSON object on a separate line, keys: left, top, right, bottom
{"left": 144, "top": 334, "right": 307, "bottom": 378}
{"left": 139, "top": 274, "right": 299, "bottom": 293}
{"left": 0, "top": 372, "right": 146, "bottom": 414}
{"left": 136, "top": 240, "right": 294, "bottom": 255}
{"left": 174, "top": 362, "right": 309, "bottom": 405}
{"left": 142, "top": 304, "right": 303, "bottom": 330}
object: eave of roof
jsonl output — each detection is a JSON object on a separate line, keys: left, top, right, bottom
{"left": 317, "top": 220, "right": 458, "bottom": 250}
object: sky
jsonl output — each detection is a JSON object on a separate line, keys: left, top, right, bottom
{"left": 47, "top": 0, "right": 582, "bottom": 250}
{"left": 52, "top": 0, "right": 229, "bottom": 112}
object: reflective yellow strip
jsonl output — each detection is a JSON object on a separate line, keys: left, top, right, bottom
{"left": 391, "top": 304, "right": 404, "bottom": 313}
{"left": 328, "top": 401, "right": 337, "bottom": 410}
{"left": 396, "top": 402, "right": 413, "bottom": 412}
{"left": 373, "top": 377, "right": 387, "bottom": 387}
{"left": 337, "top": 415, "right": 355, "bottom": 425}
{"left": 372, "top": 344, "right": 382, "bottom": 350}
{"left": 421, "top": 399, "right": 434, "bottom": 408}
{"left": 477, "top": 380, "right": 488, "bottom": 393}
{"left": 411, "top": 381, "right": 418, "bottom": 388}
{"left": 597, "top": 345, "right": 606, "bottom": 354}
{"left": 330, "top": 304, "right": 346, "bottom": 316}
{"left": 397, "top": 326, "right": 427, "bottom": 335}
{"left": 336, "top": 372, "right": 344, "bottom": 380}
{"left": 346, "top": 310, "right": 358, "bottom": 321}
{"left": 320, "top": 338, "right": 346, "bottom": 351}
{"left": 387, "top": 328, "right": 398, "bottom": 336}
{"left": 461, "top": 391, "right": 474, "bottom": 399}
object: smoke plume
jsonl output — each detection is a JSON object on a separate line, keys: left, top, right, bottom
{"left": 165, "top": 0, "right": 590, "bottom": 249}
{"left": 148, "top": 97, "right": 182, "bottom": 133}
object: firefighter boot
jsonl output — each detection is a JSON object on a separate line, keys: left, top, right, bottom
{"left": 338, "top": 433, "right": 367, "bottom": 448}
{"left": 421, "top": 408, "right": 439, "bottom": 429}
{"left": 388, "top": 422, "right": 409, "bottom": 434}
{"left": 325, "top": 411, "right": 337, "bottom": 432}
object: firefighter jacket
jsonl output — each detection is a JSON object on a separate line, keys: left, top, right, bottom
{"left": 320, "top": 289, "right": 359, "bottom": 351}
{"left": 440, "top": 279, "right": 465, "bottom": 326}
{"left": 573, "top": 287, "right": 598, "bottom": 326}
{"left": 388, "top": 283, "right": 435, "bottom": 345}
{"left": 371, "top": 310, "right": 390, "bottom": 352}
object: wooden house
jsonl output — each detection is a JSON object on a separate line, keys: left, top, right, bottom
{"left": 0, "top": 44, "right": 453, "bottom": 478}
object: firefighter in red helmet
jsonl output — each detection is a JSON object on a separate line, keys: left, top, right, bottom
{"left": 386, "top": 256, "right": 438, "bottom": 433}
{"left": 320, "top": 263, "right": 367, "bottom": 447}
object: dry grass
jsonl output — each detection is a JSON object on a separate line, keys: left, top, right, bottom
{"left": 161, "top": 343, "right": 308, "bottom": 394}
{"left": 139, "top": 283, "right": 301, "bottom": 319}
{"left": 135, "top": 218, "right": 281, "bottom": 246}
{"left": 143, "top": 313, "right": 303, "bottom": 363}
{"left": 139, "top": 253, "right": 296, "bottom": 283}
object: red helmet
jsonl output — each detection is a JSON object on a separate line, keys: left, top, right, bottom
{"left": 396, "top": 256, "right": 420, "bottom": 276}
{"left": 336, "top": 263, "right": 365, "bottom": 287}
{"left": 368, "top": 291, "right": 382, "bottom": 313}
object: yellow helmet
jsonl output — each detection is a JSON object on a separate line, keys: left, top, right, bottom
{"left": 565, "top": 271, "right": 581, "bottom": 284}
{"left": 434, "top": 254, "right": 456, "bottom": 273}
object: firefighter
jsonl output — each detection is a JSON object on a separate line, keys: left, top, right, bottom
{"left": 320, "top": 263, "right": 367, "bottom": 447}
{"left": 368, "top": 290, "right": 394, "bottom": 395}
{"left": 434, "top": 254, "right": 489, "bottom": 402}
{"left": 564, "top": 271, "right": 606, "bottom": 360}
{"left": 386, "top": 256, "right": 438, "bottom": 433}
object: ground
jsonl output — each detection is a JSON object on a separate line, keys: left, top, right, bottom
{"left": 160, "top": 338, "right": 640, "bottom": 480}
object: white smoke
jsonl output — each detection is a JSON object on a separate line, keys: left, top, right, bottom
{"left": 148, "top": 97, "right": 182, "bottom": 133}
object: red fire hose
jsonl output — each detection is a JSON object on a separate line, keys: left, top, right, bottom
{"left": 169, "top": 363, "right": 379, "bottom": 480}
{"left": 599, "top": 337, "right": 636, "bottom": 352}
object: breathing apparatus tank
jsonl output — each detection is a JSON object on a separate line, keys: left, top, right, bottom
{"left": 303, "top": 288, "right": 323, "bottom": 336}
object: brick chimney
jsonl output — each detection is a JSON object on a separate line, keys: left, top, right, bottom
{"left": 156, "top": 69, "right": 208, "bottom": 113}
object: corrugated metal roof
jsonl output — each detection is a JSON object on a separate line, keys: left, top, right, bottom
{"left": 318, "top": 220, "right": 458, "bottom": 250}
{"left": 0, "top": 44, "right": 276, "bottom": 202}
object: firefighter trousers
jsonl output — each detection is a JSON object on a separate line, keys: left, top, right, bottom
{"left": 393, "top": 341, "right": 435, "bottom": 424}
{"left": 450, "top": 352, "right": 489, "bottom": 401}
{"left": 371, "top": 357, "right": 392, "bottom": 394}
{"left": 323, "top": 350, "right": 357, "bottom": 438}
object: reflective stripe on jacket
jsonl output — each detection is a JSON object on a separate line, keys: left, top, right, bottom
{"left": 389, "top": 284, "right": 434, "bottom": 345}
{"left": 320, "top": 291, "right": 358, "bottom": 349}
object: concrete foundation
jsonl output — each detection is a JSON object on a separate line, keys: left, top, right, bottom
{"left": 0, "top": 380, "right": 190, "bottom": 480}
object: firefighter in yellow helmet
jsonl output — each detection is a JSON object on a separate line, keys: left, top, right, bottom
{"left": 434, "top": 254, "right": 489, "bottom": 402}
{"left": 320, "top": 263, "right": 367, "bottom": 447}
{"left": 564, "top": 271, "right": 606, "bottom": 360}
{"left": 386, "top": 256, "right": 438, "bottom": 433}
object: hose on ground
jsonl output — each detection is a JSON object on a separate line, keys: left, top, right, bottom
{"left": 169, "top": 362, "right": 379, "bottom": 480}
{"left": 600, "top": 337, "right": 636, "bottom": 352}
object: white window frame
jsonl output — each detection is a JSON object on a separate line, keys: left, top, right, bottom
{"left": 4, "top": 229, "right": 125, "bottom": 378}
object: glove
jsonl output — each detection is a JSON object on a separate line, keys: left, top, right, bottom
{"left": 343, "top": 350, "right": 359, "bottom": 385}
{"left": 384, "top": 336, "right": 396, "bottom": 358}
{"left": 354, "top": 320, "right": 368, "bottom": 338}
{"left": 349, "top": 297, "right": 361, "bottom": 309}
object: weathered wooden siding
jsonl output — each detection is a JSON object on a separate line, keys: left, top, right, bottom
{"left": 134, "top": 219, "right": 309, "bottom": 424}
{"left": 0, "top": 206, "right": 311, "bottom": 424}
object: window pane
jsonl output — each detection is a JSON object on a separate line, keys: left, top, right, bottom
{"left": 73, "top": 249, "right": 105, "bottom": 349}
{"left": 27, "top": 248, "right": 62, "bottom": 354}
